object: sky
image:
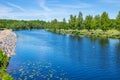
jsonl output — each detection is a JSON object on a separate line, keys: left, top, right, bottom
{"left": 0, "top": 0, "right": 120, "bottom": 21}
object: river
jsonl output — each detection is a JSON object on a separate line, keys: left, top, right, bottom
{"left": 7, "top": 30, "right": 120, "bottom": 80}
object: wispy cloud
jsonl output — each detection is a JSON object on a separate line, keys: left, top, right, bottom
{"left": 0, "top": 4, "right": 12, "bottom": 13}
{"left": 0, "top": 0, "right": 119, "bottom": 20}
{"left": 6, "top": 2, "right": 25, "bottom": 12}
{"left": 54, "top": 3, "right": 92, "bottom": 9}
{"left": 39, "top": 0, "right": 51, "bottom": 11}
{"left": 0, "top": 4, "right": 13, "bottom": 18}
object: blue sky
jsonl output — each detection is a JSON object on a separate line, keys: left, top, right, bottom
{"left": 0, "top": 0, "right": 120, "bottom": 21}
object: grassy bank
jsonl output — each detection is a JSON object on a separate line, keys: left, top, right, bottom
{"left": 47, "top": 29, "right": 120, "bottom": 39}
{"left": 0, "top": 50, "right": 13, "bottom": 80}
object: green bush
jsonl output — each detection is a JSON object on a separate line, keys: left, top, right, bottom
{"left": 0, "top": 50, "right": 13, "bottom": 80}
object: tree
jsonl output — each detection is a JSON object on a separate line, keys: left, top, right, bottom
{"left": 116, "top": 11, "right": 120, "bottom": 30}
{"left": 68, "top": 15, "right": 76, "bottom": 29}
{"left": 76, "top": 12, "right": 83, "bottom": 30}
{"left": 84, "top": 15, "right": 93, "bottom": 30}
{"left": 50, "top": 19, "right": 58, "bottom": 29}
{"left": 62, "top": 18, "right": 68, "bottom": 29}
{"left": 94, "top": 15, "right": 101, "bottom": 29}
{"left": 101, "top": 12, "right": 110, "bottom": 31}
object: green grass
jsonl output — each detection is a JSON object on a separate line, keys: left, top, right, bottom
{"left": 47, "top": 29, "right": 120, "bottom": 39}
{"left": 0, "top": 50, "right": 13, "bottom": 80}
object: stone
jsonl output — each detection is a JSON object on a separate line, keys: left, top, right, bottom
{"left": 0, "top": 30, "right": 17, "bottom": 57}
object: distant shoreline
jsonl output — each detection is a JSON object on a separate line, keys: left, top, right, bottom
{"left": 47, "top": 29, "right": 120, "bottom": 39}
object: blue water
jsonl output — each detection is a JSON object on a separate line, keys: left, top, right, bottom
{"left": 7, "top": 30, "right": 120, "bottom": 80}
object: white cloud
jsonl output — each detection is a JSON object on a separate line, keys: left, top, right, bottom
{"left": 0, "top": 4, "right": 13, "bottom": 18}
{"left": 0, "top": 4, "right": 12, "bottom": 13}
{"left": 39, "top": 0, "right": 51, "bottom": 11}
{"left": 6, "top": 2, "right": 25, "bottom": 12}
{"left": 0, "top": 0, "right": 94, "bottom": 20}
{"left": 0, "top": 0, "right": 117, "bottom": 20}
{"left": 55, "top": 3, "right": 92, "bottom": 9}
{"left": 0, "top": 6, "right": 67, "bottom": 21}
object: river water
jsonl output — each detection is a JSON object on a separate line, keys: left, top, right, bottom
{"left": 7, "top": 30, "right": 120, "bottom": 80}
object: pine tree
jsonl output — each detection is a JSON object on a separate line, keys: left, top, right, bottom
{"left": 84, "top": 15, "right": 93, "bottom": 30}
{"left": 101, "top": 12, "right": 110, "bottom": 31}
{"left": 69, "top": 15, "right": 76, "bottom": 29}
{"left": 94, "top": 15, "right": 101, "bottom": 29}
{"left": 116, "top": 11, "right": 120, "bottom": 30}
{"left": 76, "top": 12, "right": 83, "bottom": 30}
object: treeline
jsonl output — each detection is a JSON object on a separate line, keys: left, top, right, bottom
{"left": 0, "top": 19, "right": 46, "bottom": 30}
{"left": 46, "top": 11, "right": 120, "bottom": 31}
{"left": 0, "top": 11, "right": 120, "bottom": 31}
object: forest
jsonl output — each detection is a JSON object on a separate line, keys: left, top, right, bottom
{"left": 0, "top": 11, "right": 120, "bottom": 38}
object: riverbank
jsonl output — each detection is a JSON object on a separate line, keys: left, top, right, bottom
{"left": 47, "top": 29, "right": 120, "bottom": 39}
{"left": 0, "top": 29, "right": 16, "bottom": 80}
{"left": 0, "top": 50, "right": 13, "bottom": 80}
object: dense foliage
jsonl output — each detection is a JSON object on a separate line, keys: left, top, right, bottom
{"left": 46, "top": 11, "right": 120, "bottom": 31}
{"left": 0, "top": 50, "right": 13, "bottom": 80}
{"left": 0, "top": 19, "right": 46, "bottom": 30}
{"left": 0, "top": 11, "right": 120, "bottom": 31}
